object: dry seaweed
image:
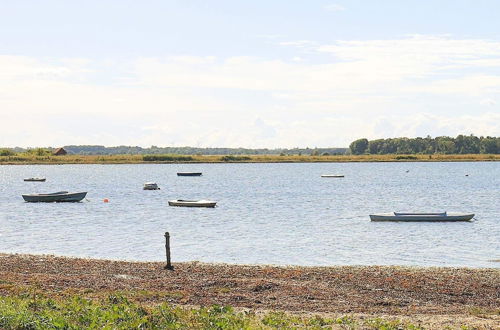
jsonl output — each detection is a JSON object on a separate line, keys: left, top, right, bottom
{"left": 1, "top": 253, "right": 498, "bottom": 318}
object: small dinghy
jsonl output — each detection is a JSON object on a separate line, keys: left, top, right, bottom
{"left": 168, "top": 199, "right": 217, "bottom": 208}
{"left": 23, "top": 177, "right": 46, "bottom": 182}
{"left": 177, "top": 172, "right": 202, "bottom": 176}
{"left": 321, "top": 174, "right": 344, "bottom": 178}
{"left": 22, "top": 191, "right": 87, "bottom": 203}
{"left": 143, "top": 182, "right": 160, "bottom": 190}
{"left": 369, "top": 212, "right": 474, "bottom": 222}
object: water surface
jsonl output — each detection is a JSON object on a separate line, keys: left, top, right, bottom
{"left": 0, "top": 162, "right": 498, "bottom": 267}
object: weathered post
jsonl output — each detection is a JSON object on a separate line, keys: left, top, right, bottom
{"left": 164, "top": 232, "right": 174, "bottom": 270}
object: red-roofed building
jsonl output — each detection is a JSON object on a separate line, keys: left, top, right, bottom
{"left": 53, "top": 147, "right": 67, "bottom": 156}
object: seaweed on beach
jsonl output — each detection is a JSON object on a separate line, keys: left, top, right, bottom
{"left": 0, "top": 253, "right": 498, "bottom": 328}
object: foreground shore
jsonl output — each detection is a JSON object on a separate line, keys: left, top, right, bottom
{"left": 0, "top": 253, "right": 498, "bottom": 328}
{"left": 1, "top": 153, "right": 499, "bottom": 164}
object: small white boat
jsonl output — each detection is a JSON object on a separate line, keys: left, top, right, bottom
{"left": 143, "top": 182, "right": 160, "bottom": 190}
{"left": 370, "top": 212, "right": 474, "bottom": 222}
{"left": 321, "top": 174, "right": 344, "bottom": 178}
{"left": 24, "top": 177, "right": 46, "bottom": 182}
{"left": 168, "top": 199, "right": 217, "bottom": 208}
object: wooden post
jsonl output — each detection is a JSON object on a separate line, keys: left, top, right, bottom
{"left": 164, "top": 232, "right": 174, "bottom": 270}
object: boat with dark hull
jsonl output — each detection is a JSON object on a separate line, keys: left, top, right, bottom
{"left": 143, "top": 182, "right": 160, "bottom": 190}
{"left": 177, "top": 172, "right": 202, "bottom": 176}
{"left": 22, "top": 191, "right": 87, "bottom": 203}
{"left": 23, "top": 178, "right": 46, "bottom": 182}
{"left": 369, "top": 212, "right": 474, "bottom": 222}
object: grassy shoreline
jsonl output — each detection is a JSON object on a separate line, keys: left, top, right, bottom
{"left": 0, "top": 253, "right": 498, "bottom": 328}
{"left": 0, "top": 153, "right": 499, "bottom": 164}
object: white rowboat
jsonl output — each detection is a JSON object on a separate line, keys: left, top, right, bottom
{"left": 370, "top": 212, "right": 474, "bottom": 222}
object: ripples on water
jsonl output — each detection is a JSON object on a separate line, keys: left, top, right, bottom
{"left": 0, "top": 162, "right": 498, "bottom": 267}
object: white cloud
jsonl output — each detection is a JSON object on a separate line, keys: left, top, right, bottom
{"left": 278, "top": 40, "right": 315, "bottom": 47}
{"left": 0, "top": 55, "right": 92, "bottom": 81}
{"left": 414, "top": 75, "right": 500, "bottom": 96}
{"left": 479, "top": 98, "right": 496, "bottom": 106}
{"left": 1, "top": 35, "right": 500, "bottom": 147}
{"left": 369, "top": 113, "right": 500, "bottom": 140}
{"left": 132, "top": 36, "right": 500, "bottom": 103}
{"left": 317, "top": 35, "right": 500, "bottom": 81}
{"left": 324, "top": 4, "right": 345, "bottom": 12}
{"left": 256, "top": 34, "right": 284, "bottom": 40}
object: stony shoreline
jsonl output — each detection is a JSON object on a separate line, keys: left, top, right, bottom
{"left": 0, "top": 253, "right": 498, "bottom": 328}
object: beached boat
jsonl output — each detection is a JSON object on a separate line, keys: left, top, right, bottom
{"left": 369, "top": 212, "right": 474, "bottom": 222}
{"left": 168, "top": 199, "right": 217, "bottom": 208}
{"left": 177, "top": 172, "right": 202, "bottom": 176}
{"left": 321, "top": 174, "right": 344, "bottom": 178}
{"left": 23, "top": 177, "right": 46, "bottom": 182}
{"left": 22, "top": 191, "right": 87, "bottom": 203}
{"left": 143, "top": 182, "right": 160, "bottom": 190}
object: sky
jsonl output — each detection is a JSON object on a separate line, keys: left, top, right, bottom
{"left": 1, "top": 0, "right": 499, "bottom": 148}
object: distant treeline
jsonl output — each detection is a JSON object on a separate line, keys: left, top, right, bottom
{"left": 52, "top": 145, "right": 347, "bottom": 156}
{"left": 349, "top": 135, "right": 499, "bottom": 155}
{"left": 3, "top": 135, "right": 499, "bottom": 157}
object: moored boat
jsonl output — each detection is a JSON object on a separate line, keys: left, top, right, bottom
{"left": 143, "top": 182, "right": 160, "bottom": 190}
{"left": 23, "top": 177, "right": 46, "bottom": 182}
{"left": 177, "top": 172, "right": 202, "bottom": 176}
{"left": 168, "top": 199, "right": 217, "bottom": 208}
{"left": 321, "top": 174, "right": 344, "bottom": 178}
{"left": 22, "top": 191, "right": 87, "bottom": 203}
{"left": 369, "top": 212, "right": 474, "bottom": 222}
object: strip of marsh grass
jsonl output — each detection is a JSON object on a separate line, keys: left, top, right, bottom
{"left": 0, "top": 153, "right": 498, "bottom": 164}
{"left": 0, "top": 293, "right": 425, "bottom": 329}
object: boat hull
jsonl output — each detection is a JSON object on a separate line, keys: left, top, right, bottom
{"left": 143, "top": 182, "right": 159, "bottom": 190}
{"left": 22, "top": 192, "right": 87, "bottom": 203}
{"left": 168, "top": 200, "right": 216, "bottom": 208}
{"left": 177, "top": 172, "right": 202, "bottom": 176}
{"left": 370, "top": 213, "right": 474, "bottom": 222}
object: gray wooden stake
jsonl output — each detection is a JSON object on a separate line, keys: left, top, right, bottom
{"left": 164, "top": 232, "right": 174, "bottom": 270}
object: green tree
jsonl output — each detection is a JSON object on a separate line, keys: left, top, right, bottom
{"left": 0, "top": 149, "right": 15, "bottom": 156}
{"left": 435, "top": 137, "right": 456, "bottom": 154}
{"left": 349, "top": 134, "right": 498, "bottom": 155}
{"left": 480, "top": 137, "right": 498, "bottom": 154}
{"left": 349, "top": 138, "right": 369, "bottom": 155}
{"left": 368, "top": 139, "right": 384, "bottom": 154}
{"left": 456, "top": 135, "right": 480, "bottom": 154}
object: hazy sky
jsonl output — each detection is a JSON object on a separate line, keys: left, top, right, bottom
{"left": 1, "top": 0, "right": 499, "bottom": 148}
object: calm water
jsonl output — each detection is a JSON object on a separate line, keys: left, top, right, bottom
{"left": 0, "top": 162, "right": 498, "bottom": 267}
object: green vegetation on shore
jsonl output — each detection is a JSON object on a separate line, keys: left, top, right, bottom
{"left": 0, "top": 152, "right": 498, "bottom": 164}
{"left": 1, "top": 145, "right": 348, "bottom": 156}
{"left": 2, "top": 134, "right": 499, "bottom": 164}
{"left": 350, "top": 135, "right": 499, "bottom": 155}
{"left": 1, "top": 134, "right": 498, "bottom": 164}
{"left": 0, "top": 292, "right": 426, "bottom": 329}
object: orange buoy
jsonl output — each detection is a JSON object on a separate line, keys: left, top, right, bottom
{"left": 103, "top": 198, "right": 109, "bottom": 203}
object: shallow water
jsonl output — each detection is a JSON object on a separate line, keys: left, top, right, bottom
{"left": 0, "top": 162, "right": 498, "bottom": 267}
